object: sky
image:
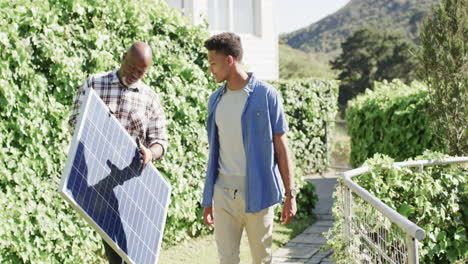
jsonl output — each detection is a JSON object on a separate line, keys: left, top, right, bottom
{"left": 278, "top": 0, "right": 351, "bottom": 34}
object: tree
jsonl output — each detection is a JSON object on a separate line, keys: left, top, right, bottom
{"left": 419, "top": 0, "right": 467, "bottom": 155}
{"left": 331, "top": 28, "right": 419, "bottom": 107}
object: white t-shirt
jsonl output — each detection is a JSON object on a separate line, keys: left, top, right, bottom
{"left": 215, "top": 86, "right": 248, "bottom": 191}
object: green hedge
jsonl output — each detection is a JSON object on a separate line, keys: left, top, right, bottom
{"left": 273, "top": 79, "right": 339, "bottom": 175}
{"left": 0, "top": 0, "right": 212, "bottom": 262}
{"left": 326, "top": 151, "right": 468, "bottom": 263}
{"left": 346, "top": 80, "right": 440, "bottom": 167}
{"left": 0, "top": 1, "right": 336, "bottom": 262}
{"left": 273, "top": 79, "right": 338, "bottom": 219}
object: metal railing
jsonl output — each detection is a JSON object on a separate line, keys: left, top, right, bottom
{"left": 339, "top": 157, "right": 468, "bottom": 264}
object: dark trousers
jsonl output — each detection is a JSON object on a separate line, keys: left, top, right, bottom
{"left": 103, "top": 240, "right": 126, "bottom": 264}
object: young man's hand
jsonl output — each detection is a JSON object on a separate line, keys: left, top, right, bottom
{"left": 203, "top": 206, "right": 215, "bottom": 227}
{"left": 281, "top": 197, "right": 297, "bottom": 225}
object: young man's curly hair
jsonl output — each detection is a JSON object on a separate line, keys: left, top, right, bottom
{"left": 204, "top": 32, "right": 243, "bottom": 62}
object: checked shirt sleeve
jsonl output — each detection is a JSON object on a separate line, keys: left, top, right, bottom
{"left": 146, "top": 94, "right": 169, "bottom": 159}
{"left": 68, "top": 78, "right": 91, "bottom": 129}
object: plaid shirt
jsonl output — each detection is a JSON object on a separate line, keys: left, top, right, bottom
{"left": 69, "top": 69, "right": 168, "bottom": 156}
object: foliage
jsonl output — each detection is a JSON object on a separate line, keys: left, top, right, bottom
{"left": 331, "top": 27, "right": 419, "bottom": 106}
{"left": 0, "top": 0, "right": 212, "bottom": 262}
{"left": 346, "top": 79, "right": 441, "bottom": 167}
{"left": 0, "top": 1, "right": 334, "bottom": 262}
{"left": 269, "top": 78, "right": 339, "bottom": 220}
{"left": 278, "top": 44, "right": 336, "bottom": 80}
{"left": 327, "top": 122, "right": 351, "bottom": 168}
{"left": 272, "top": 79, "right": 339, "bottom": 175}
{"left": 418, "top": 0, "right": 468, "bottom": 156}
{"left": 322, "top": 177, "right": 354, "bottom": 264}
{"left": 281, "top": 0, "right": 439, "bottom": 56}
{"left": 326, "top": 151, "right": 468, "bottom": 263}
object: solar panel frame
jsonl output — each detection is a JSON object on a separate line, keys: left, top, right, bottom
{"left": 58, "top": 87, "right": 171, "bottom": 264}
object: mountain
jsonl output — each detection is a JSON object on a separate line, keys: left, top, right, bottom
{"left": 279, "top": 44, "right": 336, "bottom": 80}
{"left": 281, "top": 0, "right": 440, "bottom": 57}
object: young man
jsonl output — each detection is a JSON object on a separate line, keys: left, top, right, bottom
{"left": 201, "top": 32, "right": 297, "bottom": 264}
{"left": 69, "top": 42, "right": 168, "bottom": 264}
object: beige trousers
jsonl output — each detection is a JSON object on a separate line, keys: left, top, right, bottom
{"left": 213, "top": 185, "right": 275, "bottom": 264}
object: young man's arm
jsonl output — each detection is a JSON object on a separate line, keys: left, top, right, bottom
{"left": 204, "top": 206, "right": 214, "bottom": 227}
{"left": 202, "top": 92, "right": 217, "bottom": 227}
{"left": 273, "top": 133, "right": 297, "bottom": 225}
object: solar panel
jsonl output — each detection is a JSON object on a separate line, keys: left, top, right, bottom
{"left": 58, "top": 88, "right": 171, "bottom": 264}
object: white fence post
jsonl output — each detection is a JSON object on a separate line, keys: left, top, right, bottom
{"left": 340, "top": 157, "right": 468, "bottom": 263}
{"left": 344, "top": 185, "right": 352, "bottom": 245}
{"left": 407, "top": 234, "right": 419, "bottom": 264}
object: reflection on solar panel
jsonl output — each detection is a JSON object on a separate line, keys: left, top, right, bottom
{"left": 58, "top": 88, "right": 171, "bottom": 264}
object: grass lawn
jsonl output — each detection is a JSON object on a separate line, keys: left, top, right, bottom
{"left": 159, "top": 216, "right": 315, "bottom": 264}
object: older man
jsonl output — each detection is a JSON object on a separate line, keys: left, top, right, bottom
{"left": 69, "top": 42, "right": 168, "bottom": 264}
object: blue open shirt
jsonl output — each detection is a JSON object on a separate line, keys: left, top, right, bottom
{"left": 201, "top": 73, "right": 289, "bottom": 213}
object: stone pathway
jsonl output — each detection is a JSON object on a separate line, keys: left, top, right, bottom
{"left": 272, "top": 170, "right": 341, "bottom": 264}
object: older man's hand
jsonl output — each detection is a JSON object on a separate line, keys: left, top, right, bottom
{"left": 136, "top": 138, "right": 153, "bottom": 172}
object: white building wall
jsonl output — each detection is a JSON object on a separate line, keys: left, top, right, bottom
{"left": 241, "top": 0, "right": 278, "bottom": 81}
{"left": 165, "top": 0, "right": 278, "bottom": 81}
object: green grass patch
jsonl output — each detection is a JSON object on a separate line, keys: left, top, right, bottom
{"left": 159, "top": 216, "right": 315, "bottom": 264}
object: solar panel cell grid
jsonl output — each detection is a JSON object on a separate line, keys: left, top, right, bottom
{"left": 59, "top": 88, "right": 171, "bottom": 264}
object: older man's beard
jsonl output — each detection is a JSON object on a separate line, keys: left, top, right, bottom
{"left": 122, "top": 76, "right": 134, "bottom": 87}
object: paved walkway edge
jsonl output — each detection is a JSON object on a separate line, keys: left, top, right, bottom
{"left": 272, "top": 174, "right": 339, "bottom": 264}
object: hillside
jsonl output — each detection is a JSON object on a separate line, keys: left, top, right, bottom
{"left": 281, "top": 0, "right": 439, "bottom": 57}
{"left": 279, "top": 44, "right": 336, "bottom": 80}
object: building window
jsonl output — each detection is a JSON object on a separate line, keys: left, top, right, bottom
{"left": 208, "top": 0, "right": 230, "bottom": 32}
{"left": 208, "top": 0, "right": 256, "bottom": 35}
{"left": 233, "top": 0, "right": 254, "bottom": 34}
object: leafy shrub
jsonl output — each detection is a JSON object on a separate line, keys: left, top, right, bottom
{"left": 273, "top": 79, "right": 339, "bottom": 175}
{"left": 326, "top": 151, "right": 468, "bottom": 263}
{"left": 346, "top": 79, "right": 441, "bottom": 167}
{"left": 0, "top": 0, "right": 212, "bottom": 262}
{"left": 293, "top": 180, "right": 318, "bottom": 219}
{"left": 0, "top": 1, "right": 335, "bottom": 262}
{"left": 272, "top": 78, "right": 339, "bottom": 219}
